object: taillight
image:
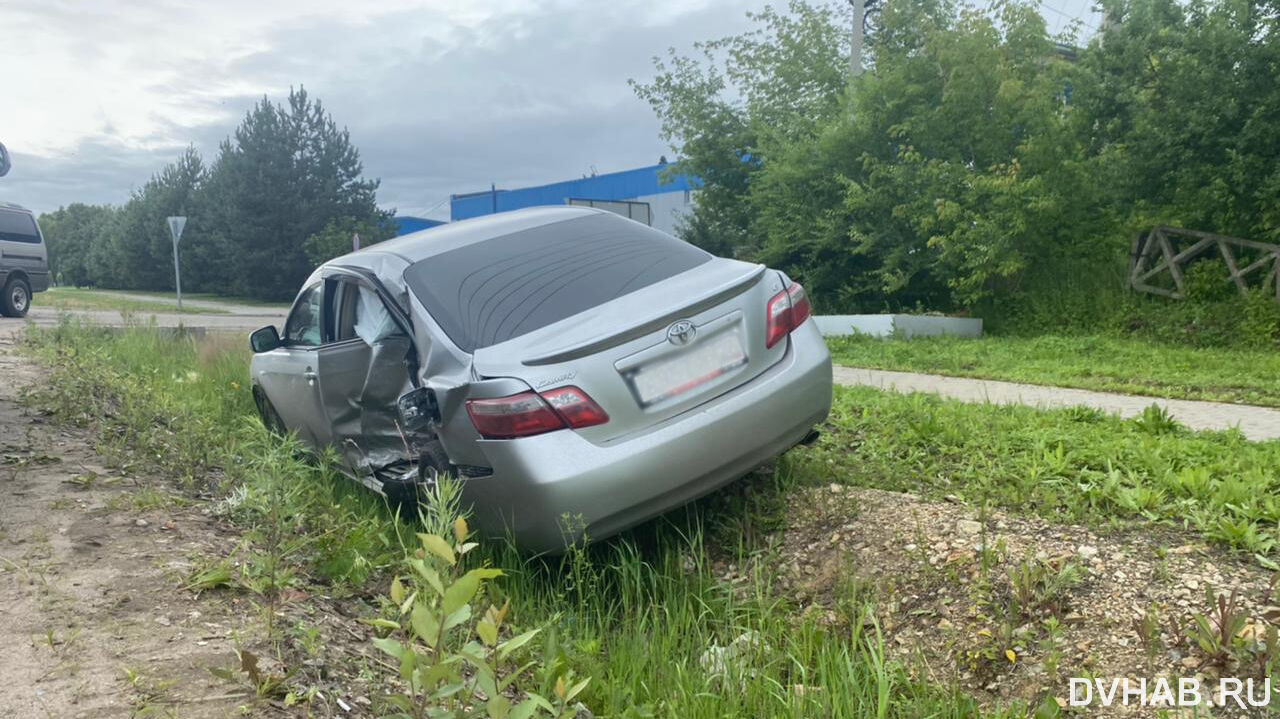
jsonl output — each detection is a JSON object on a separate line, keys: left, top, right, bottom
{"left": 540, "top": 386, "right": 610, "bottom": 429}
{"left": 466, "top": 385, "right": 608, "bottom": 439}
{"left": 765, "top": 282, "right": 811, "bottom": 349}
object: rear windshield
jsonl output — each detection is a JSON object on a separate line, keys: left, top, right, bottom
{"left": 0, "top": 210, "right": 40, "bottom": 243}
{"left": 404, "top": 212, "right": 711, "bottom": 352}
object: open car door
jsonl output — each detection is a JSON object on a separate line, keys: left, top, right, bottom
{"left": 315, "top": 274, "right": 417, "bottom": 479}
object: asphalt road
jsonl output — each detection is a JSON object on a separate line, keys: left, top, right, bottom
{"left": 15, "top": 291, "right": 288, "bottom": 334}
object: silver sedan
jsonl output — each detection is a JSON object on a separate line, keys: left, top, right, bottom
{"left": 248, "top": 207, "right": 832, "bottom": 552}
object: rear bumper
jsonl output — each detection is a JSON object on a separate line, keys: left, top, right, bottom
{"left": 459, "top": 320, "right": 833, "bottom": 553}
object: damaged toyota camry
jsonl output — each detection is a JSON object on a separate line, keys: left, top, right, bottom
{"left": 248, "top": 206, "right": 832, "bottom": 552}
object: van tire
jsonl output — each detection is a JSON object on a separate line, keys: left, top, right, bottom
{"left": 1, "top": 276, "right": 31, "bottom": 318}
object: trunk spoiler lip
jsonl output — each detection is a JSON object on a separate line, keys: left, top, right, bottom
{"left": 519, "top": 264, "right": 768, "bottom": 367}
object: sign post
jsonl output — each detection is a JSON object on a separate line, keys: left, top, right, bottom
{"left": 167, "top": 216, "right": 187, "bottom": 312}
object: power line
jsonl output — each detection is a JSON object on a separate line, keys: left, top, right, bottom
{"left": 1037, "top": 0, "right": 1101, "bottom": 37}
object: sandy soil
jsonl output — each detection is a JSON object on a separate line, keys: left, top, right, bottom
{"left": 0, "top": 324, "right": 274, "bottom": 717}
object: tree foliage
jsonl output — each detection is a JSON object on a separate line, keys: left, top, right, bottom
{"left": 636, "top": 0, "right": 1280, "bottom": 318}
{"left": 38, "top": 88, "right": 389, "bottom": 301}
{"left": 39, "top": 203, "right": 117, "bottom": 287}
{"left": 303, "top": 215, "right": 393, "bottom": 268}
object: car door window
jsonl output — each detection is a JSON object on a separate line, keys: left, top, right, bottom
{"left": 332, "top": 282, "right": 361, "bottom": 342}
{"left": 332, "top": 280, "right": 402, "bottom": 345}
{"left": 284, "top": 284, "right": 324, "bottom": 347}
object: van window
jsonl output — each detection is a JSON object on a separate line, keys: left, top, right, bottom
{"left": 0, "top": 210, "right": 40, "bottom": 244}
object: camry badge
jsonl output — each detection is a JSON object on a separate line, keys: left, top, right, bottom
{"left": 667, "top": 320, "right": 696, "bottom": 346}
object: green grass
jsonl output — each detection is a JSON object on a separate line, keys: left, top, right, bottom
{"left": 21, "top": 320, "right": 998, "bottom": 718}
{"left": 108, "top": 288, "right": 291, "bottom": 309}
{"left": 41, "top": 287, "right": 230, "bottom": 315}
{"left": 826, "top": 334, "right": 1280, "bottom": 407}
{"left": 792, "top": 385, "right": 1280, "bottom": 556}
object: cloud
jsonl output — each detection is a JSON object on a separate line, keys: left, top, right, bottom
{"left": 0, "top": 0, "right": 1104, "bottom": 217}
{"left": 0, "top": 0, "right": 762, "bottom": 216}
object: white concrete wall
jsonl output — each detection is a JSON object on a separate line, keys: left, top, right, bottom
{"left": 814, "top": 314, "right": 983, "bottom": 338}
{"left": 634, "top": 189, "right": 692, "bottom": 236}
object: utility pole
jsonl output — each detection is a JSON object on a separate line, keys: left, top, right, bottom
{"left": 849, "top": 0, "right": 865, "bottom": 77}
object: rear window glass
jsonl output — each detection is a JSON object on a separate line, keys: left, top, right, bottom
{"left": 404, "top": 212, "right": 711, "bottom": 352}
{"left": 0, "top": 210, "right": 40, "bottom": 243}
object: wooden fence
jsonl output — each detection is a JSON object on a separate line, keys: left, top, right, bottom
{"left": 1128, "top": 226, "right": 1280, "bottom": 301}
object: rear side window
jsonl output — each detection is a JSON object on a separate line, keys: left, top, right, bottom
{"left": 0, "top": 210, "right": 40, "bottom": 244}
{"left": 404, "top": 212, "right": 711, "bottom": 352}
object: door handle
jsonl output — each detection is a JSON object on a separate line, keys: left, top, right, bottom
{"left": 303, "top": 368, "right": 318, "bottom": 384}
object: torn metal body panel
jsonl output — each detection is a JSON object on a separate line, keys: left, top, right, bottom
{"left": 250, "top": 207, "right": 833, "bottom": 553}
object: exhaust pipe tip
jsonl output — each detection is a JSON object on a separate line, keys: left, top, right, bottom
{"left": 798, "top": 429, "right": 821, "bottom": 446}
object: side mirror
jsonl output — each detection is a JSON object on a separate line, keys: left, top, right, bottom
{"left": 0, "top": 142, "right": 10, "bottom": 178}
{"left": 397, "top": 386, "right": 440, "bottom": 431}
{"left": 249, "top": 325, "right": 282, "bottom": 353}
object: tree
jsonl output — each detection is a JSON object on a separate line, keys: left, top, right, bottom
{"left": 635, "top": 0, "right": 1117, "bottom": 311}
{"left": 194, "top": 87, "right": 389, "bottom": 300}
{"left": 38, "top": 204, "right": 118, "bottom": 287}
{"left": 1077, "top": 0, "right": 1280, "bottom": 242}
{"left": 98, "top": 147, "right": 205, "bottom": 290}
{"left": 302, "top": 216, "right": 395, "bottom": 268}
{"left": 637, "top": 0, "right": 1280, "bottom": 316}
{"left": 632, "top": 1, "right": 851, "bottom": 259}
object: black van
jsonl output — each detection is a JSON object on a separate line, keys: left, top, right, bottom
{"left": 0, "top": 202, "right": 49, "bottom": 317}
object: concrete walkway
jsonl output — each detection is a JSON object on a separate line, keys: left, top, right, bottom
{"left": 833, "top": 366, "right": 1280, "bottom": 441}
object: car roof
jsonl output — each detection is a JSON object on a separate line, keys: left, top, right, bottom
{"left": 0, "top": 201, "right": 32, "bottom": 213}
{"left": 324, "top": 206, "right": 609, "bottom": 272}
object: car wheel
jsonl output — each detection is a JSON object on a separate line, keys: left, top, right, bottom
{"left": 1, "top": 277, "right": 31, "bottom": 318}
{"left": 253, "top": 390, "right": 287, "bottom": 436}
{"left": 385, "top": 440, "right": 456, "bottom": 508}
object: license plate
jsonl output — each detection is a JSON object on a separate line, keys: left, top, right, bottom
{"left": 627, "top": 329, "right": 747, "bottom": 406}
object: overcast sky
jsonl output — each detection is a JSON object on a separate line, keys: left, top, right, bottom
{"left": 1, "top": 0, "right": 1101, "bottom": 220}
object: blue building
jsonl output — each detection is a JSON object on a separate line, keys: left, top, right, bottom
{"left": 393, "top": 215, "right": 446, "bottom": 236}
{"left": 450, "top": 162, "right": 696, "bottom": 236}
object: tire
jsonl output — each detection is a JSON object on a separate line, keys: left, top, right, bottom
{"left": 384, "top": 440, "right": 455, "bottom": 508}
{"left": 1, "top": 276, "right": 31, "bottom": 318}
{"left": 253, "top": 390, "right": 287, "bottom": 436}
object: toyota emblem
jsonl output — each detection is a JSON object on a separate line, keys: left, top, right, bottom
{"left": 667, "top": 320, "right": 696, "bottom": 346}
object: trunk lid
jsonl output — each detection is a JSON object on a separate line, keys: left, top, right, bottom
{"left": 471, "top": 258, "right": 790, "bottom": 443}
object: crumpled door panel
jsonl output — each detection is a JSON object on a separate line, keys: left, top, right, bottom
{"left": 319, "top": 334, "right": 413, "bottom": 475}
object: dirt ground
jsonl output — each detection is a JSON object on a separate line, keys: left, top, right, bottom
{"left": 0, "top": 323, "right": 267, "bottom": 717}
{"left": 0, "top": 323, "right": 393, "bottom": 718}
{"left": 715, "top": 483, "right": 1278, "bottom": 717}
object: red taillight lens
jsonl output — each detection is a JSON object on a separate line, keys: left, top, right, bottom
{"left": 765, "top": 282, "right": 811, "bottom": 349}
{"left": 466, "top": 386, "right": 608, "bottom": 439}
{"left": 540, "top": 386, "right": 610, "bottom": 430}
{"left": 787, "top": 283, "right": 811, "bottom": 327}
{"left": 466, "top": 392, "right": 564, "bottom": 439}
